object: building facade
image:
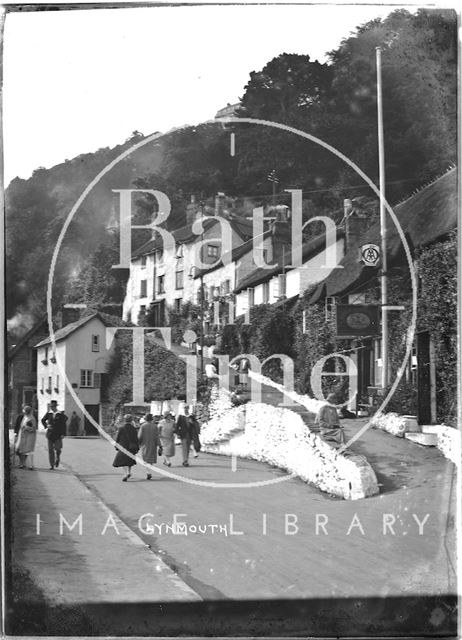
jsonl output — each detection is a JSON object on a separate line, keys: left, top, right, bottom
{"left": 34, "top": 313, "right": 115, "bottom": 434}
{"left": 122, "top": 214, "right": 253, "bottom": 325}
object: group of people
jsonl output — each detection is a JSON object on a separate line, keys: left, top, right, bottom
{"left": 112, "top": 404, "right": 202, "bottom": 481}
{"left": 205, "top": 356, "right": 251, "bottom": 389}
{"left": 14, "top": 399, "right": 67, "bottom": 470}
{"left": 13, "top": 386, "right": 345, "bottom": 479}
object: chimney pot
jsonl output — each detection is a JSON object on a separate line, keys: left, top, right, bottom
{"left": 344, "top": 199, "right": 353, "bottom": 216}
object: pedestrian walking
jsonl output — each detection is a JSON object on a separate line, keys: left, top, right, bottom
{"left": 315, "top": 392, "right": 345, "bottom": 449}
{"left": 112, "top": 414, "right": 139, "bottom": 481}
{"left": 239, "top": 357, "right": 250, "bottom": 390}
{"left": 138, "top": 413, "right": 160, "bottom": 480}
{"left": 158, "top": 410, "right": 175, "bottom": 467}
{"left": 41, "top": 400, "right": 67, "bottom": 470}
{"left": 15, "top": 406, "right": 37, "bottom": 469}
{"left": 69, "top": 411, "right": 81, "bottom": 436}
{"left": 175, "top": 404, "right": 192, "bottom": 467}
{"left": 189, "top": 411, "right": 201, "bottom": 458}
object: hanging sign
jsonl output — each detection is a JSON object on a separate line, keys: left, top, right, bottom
{"left": 360, "top": 243, "right": 380, "bottom": 267}
{"left": 336, "top": 305, "right": 380, "bottom": 337}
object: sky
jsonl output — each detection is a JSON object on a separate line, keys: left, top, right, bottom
{"left": 3, "top": 2, "right": 415, "bottom": 185}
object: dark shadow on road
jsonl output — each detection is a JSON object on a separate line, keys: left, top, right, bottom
{"left": 7, "top": 592, "right": 457, "bottom": 636}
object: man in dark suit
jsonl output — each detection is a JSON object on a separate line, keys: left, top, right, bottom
{"left": 41, "top": 400, "right": 67, "bottom": 470}
{"left": 175, "top": 405, "right": 192, "bottom": 467}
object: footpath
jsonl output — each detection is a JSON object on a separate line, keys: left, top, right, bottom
{"left": 8, "top": 430, "right": 200, "bottom": 633}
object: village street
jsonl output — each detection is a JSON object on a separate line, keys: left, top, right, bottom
{"left": 9, "top": 424, "right": 457, "bottom": 635}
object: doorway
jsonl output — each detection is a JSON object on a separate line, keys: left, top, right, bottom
{"left": 84, "top": 404, "right": 100, "bottom": 435}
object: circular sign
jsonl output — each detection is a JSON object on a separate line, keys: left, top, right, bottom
{"left": 361, "top": 243, "right": 380, "bottom": 266}
{"left": 346, "top": 312, "right": 371, "bottom": 330}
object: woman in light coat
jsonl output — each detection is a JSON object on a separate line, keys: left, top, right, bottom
{"left": 15, "top": 406, "right": 37, "bottom": 469}
{"left": 138, "top": 413, "right": 160, "bottom": 480}
{"left": 158, "top": 411, "right": 175, "bottom": 467}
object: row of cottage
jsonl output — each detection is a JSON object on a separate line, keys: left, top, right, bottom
{"left": 122, "top": 196, "right": 344, "bottom": 330}
{"left": 8, "top": 168, "right": 457, "bottom": 431}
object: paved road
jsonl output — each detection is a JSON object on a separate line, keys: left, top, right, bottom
{"left": 11, "top": 428, "right": 457, "bottom": 605}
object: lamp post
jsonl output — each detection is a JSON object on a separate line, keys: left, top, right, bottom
{"left": 376, "top": 46, "right": 388, "bottom": 389}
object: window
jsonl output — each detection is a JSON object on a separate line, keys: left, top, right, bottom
{"left": 140, "top": 255, "right": 147, "bottom": 267}
{"left": 55, "top": 375, "right": 60, "bottom": 392}
{"left": 174, "top": 298, "right": 181, "bottom": 313}
{"left": 325, "top": 296, "right": 336, "bottom": 320}
{"left": 91, "top": 334, "right": 100, "bottom": 352}
{"left": 263, "top": 282, "right": 270, "bottom": 303}
{"left": 140, "top": 279, "right": 147, "bottom": 297}
{"left": 207, "top": 244, "right": 219, "bottom": 258}
{"left": 47, "top": 376, "right": 52, "bottom": 393}
{"left": 175, "top": 270, "right": 184, "bottom": 290}
{"left": 348, "top": 293, "right": 366, "bottom": 305}
{"left": 41, "top": 377, "right": 44, "bottom": 392}
{"left": 157, "top": 249, "right": 164, "bottom": 264}
{"left": 80, "top": 370, "right": 93, "bottom": 388}
{"left": 157, "top": 275, "right": 165, "bottom": 294}
{"left": 248, "top": 288, "right": 255, "bottom": 308}
{"left": 223, "top": 279, "right": 231, "bottom": 295}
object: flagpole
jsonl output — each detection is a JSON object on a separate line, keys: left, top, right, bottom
{"left": 376, "top": 46, "right": 388, "bottom": 389}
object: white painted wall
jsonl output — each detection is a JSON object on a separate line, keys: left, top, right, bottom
{"left": 235, "top": 238, "right": 344, "bottom": 317}
{"left": 36, "top": 316, "right": 115, "bottom": 424}
{"left": 123, "top": 221, "right": 246, "bottom": 323}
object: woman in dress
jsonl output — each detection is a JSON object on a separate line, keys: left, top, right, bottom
{"left": 138, "top": 413, "right": 160, "bottom": 480}
{"left": 315, "top": 392, "right": 346, "bottom": 449}
{"left": 15, "top": 406, "right": 37, "bottom": 469}
{"left": 158, "top": 410, "right": 175, "bottom": 467}
{"left": 112, "top": 414, "right": 139, "bottom": 481}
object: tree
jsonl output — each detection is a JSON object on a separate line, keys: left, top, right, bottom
{"left": 240, "top": 53, "right": 332, "bottom": 123}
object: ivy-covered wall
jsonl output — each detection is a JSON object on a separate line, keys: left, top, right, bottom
{"left": 417, "top": 234, "right": 457, "bottom": 423}
{"left": 105, "top": 332, "right": 186, "bottom": 420}
{"left": 216, "top": 234, "right": 456, "bottom": 423}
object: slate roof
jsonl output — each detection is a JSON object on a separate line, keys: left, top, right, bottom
{"left": 235, "top": 229, "right": 345, "bottom": 294}
{"left": 8, "top": 315, "right": 48, "bottom": 359}
{"left": 132, "top": 216, "right": 254, "bottom": 259}
{"left": 34, "top": 312, "right": 121, "bottom": 348}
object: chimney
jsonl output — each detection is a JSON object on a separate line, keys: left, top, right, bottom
{"left": 186, "top": 195, "right": 200, "bottom": 225}
{"left": 215, "top": 192, "right": 225, "bottom": 217}
{"left": 60, "top": 304, "right": 87, "bottom": 328}
{"left": 343, "top": 198, "right": 370, "bottom": 250}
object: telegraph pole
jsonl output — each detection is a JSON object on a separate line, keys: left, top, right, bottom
{"left": 376, "top": 46, "right": 388, "bottom": 389}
